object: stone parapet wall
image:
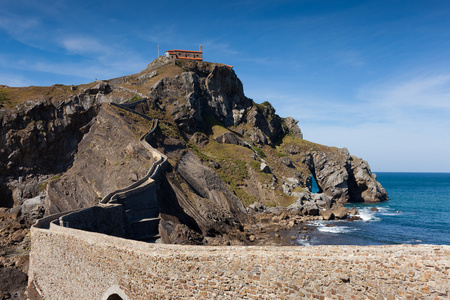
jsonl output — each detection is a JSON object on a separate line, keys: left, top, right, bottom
{"left": 57, "top": 204, "right": 126, "bottom": 237}
{"left": 29, "top": 225, "right": 449, "bottom": 300}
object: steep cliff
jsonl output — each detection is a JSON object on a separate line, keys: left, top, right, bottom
{"left": 0, "top": 57, "right": 387, "bottom": 244}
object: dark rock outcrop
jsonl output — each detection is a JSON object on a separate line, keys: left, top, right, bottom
{"left": 214, "top": 132, "right": 245, "bottom": 146}
{"left": 303, "top": 148, "right": 387, "bottom": 203}
{"left": 283, "top": 117, "right": 303, "bottom": 139}
{"left": 288, "top": 191, "right": 353, "bottom": 220}
{"left": 247, "top": 103, "right": 285, "bottom": 145}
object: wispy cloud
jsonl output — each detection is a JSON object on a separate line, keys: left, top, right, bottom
{"left": 61, "top": 37, "right": 112, "bottom": 56}
{"left": 0, "top": 13, "right": 44, "bottom": 48}
{"left": 361, "top": 74, "right": 450, "bottom": 110}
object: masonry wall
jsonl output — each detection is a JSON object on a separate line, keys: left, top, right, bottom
{"left": 29, "top": 224, "right": 449, "bottom": 300}
{"left": 58, "top": 204, "right": 126, "bottom": 237}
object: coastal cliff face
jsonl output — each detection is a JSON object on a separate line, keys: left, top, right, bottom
{"left": 0, "top": 57, "right": 389, "bottom": 297}
{"left": 0, "top": 58, "right": 388, "bottom": 226}
{"left": 0, "top": 82, "right": 136, "bottom": 209}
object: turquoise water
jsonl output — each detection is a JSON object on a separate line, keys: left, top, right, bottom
{"left": 296, "top": 172, "right": 450, "bottom": 246}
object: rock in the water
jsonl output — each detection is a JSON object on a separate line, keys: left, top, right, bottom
{"left": 349, "top": 159, "right": 388, "bottom": 203}
{"left": 320, "top": 210, "right": 334, "bottom": 220}
{"left": 348, "top": 207, "right": 359, "bottom": 216}
{"left": 331, "top": 204, "right": 348, "bottom": 219}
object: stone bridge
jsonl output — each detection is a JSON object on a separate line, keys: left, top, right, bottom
{"left": 27, "top": 222, "right": 450, "bottom": 299}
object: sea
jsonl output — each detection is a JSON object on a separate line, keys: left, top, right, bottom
{"left": 295, "top": 172, "right": 450, "bottom": 246}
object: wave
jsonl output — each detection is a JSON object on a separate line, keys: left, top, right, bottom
{"left": 309, "top": 220, "right": 360, "bottom": 234}
{"left": 317, "top": 225, "right": 359, "bottom": 234}
{"left": 356, "top": 207, "right": 381, "bottom": 222}
{"left": 295, "top": 238, "right": 312, "bottom": 246}
{"left": 379, "top": 212, "right": 400, "bottom": 216}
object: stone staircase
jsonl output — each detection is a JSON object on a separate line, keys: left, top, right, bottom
{"left": 101, "top": 103, "right": 168, "bottom": 243}
{"left": 112, "top": 185, "right": 161, "bottom": 242}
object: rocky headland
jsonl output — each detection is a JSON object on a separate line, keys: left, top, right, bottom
{"left": 0, "top": 57, "right": 388, "bottom": 298}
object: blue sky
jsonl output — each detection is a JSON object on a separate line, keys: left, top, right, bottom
{"left": 1, "top": 0, "right": 449, "bottom": 172}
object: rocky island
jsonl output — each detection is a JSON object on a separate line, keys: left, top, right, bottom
{"left": 1, "top": 58, "right": 447, "bottom": 299}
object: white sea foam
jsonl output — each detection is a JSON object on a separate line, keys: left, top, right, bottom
{"left": 357, "top": 207, "right": 381, "bottom": 222}
{"left": 309, "top": 220, "right": 325, "bottom": 227}
{"left": 380, "top": 212, "right": 399, "bottom": 216}
{"left": 317, "top": 225, "right": 359, "bottom": 234}
{"left": 295, "top": 237, "right": 312, "bottom": 246}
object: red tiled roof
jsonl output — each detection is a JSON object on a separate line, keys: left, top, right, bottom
{"left": 172, "top": 49, "right": 202, "bottom": 53}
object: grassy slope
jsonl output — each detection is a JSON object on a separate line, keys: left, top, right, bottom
{"left": 0, "top": 85, "right": 79, "bottom": 109}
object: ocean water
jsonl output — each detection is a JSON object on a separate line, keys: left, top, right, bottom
{"left": 295, "top": 172, "right": 450, "bottom": 246}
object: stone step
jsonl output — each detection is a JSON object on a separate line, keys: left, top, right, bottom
{"left": 130, "top": 217, "right": 160, "bottom": 239}
{"left": 119, "top": 191, "right": 158, "bottom": 210}
{"left": 125, "top": 207, "right": 159, "bottom": 223}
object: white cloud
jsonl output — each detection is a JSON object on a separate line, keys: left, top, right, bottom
{"left": 61, "top": 37, "right": 110, "bottom": 56}
{"left": 246, "top": 71, "right": 450, "bottom": 172}
{"left": 359, "top": 73, "right": 450, "bottom": 111}
{"left": 0, "top": 13, "right": 43, "bottom": 48}
{"left": 0, "top": 15, "right": 40, "bottom": 35}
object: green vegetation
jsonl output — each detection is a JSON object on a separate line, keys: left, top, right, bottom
{"left": 50, "top": 175, "right": 61, "bottom": 181}
{"left": 159, "top": 120, "right": 182, "bottom": 139}
{"left": 279, "top": 134, "right": 332, "bottom": 153}
{"left": 216, "top": 158, "right": 256, "bottom": 207}
{"left": 249, "top": 161, "right": 261, "bottom": 170}
{"left": 0, "top": 85, "right": 82, "bottom": 109}
{"left": 252, "top": 146, "right": 266, "bottom": 158}
{"left": 117, "top": 63, "right": 184, "bottom": 93}
{"left": 129, "top": 95, "right": 142, "bottom": 102}
{"left": 38, "top": 182, "right": 49, "bottom": 192}
{"left": 253, "top": 100, "right": 273, "bottom": 113}
{"left": 0, "top": 90, "right": 11, "bottom": 107}
{"left": 187, "top": 142, "right": 210, "bottom": 162}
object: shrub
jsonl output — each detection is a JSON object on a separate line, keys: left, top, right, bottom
{"left": 252, "top": 147, "right": 266, "bottom": 158}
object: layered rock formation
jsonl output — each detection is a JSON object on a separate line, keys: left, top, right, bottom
{"left": 0, "top": 57, "right": 390, "bottom": 297}
{"left": 0, "top": 58, "right": 387, "bottom": 243}
{"left": 303, "top": 148, "right": 388, "bottom": 203}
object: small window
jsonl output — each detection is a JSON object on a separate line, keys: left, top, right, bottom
{"left": 107, "top": 294, "right": 123, "bottom": 300}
